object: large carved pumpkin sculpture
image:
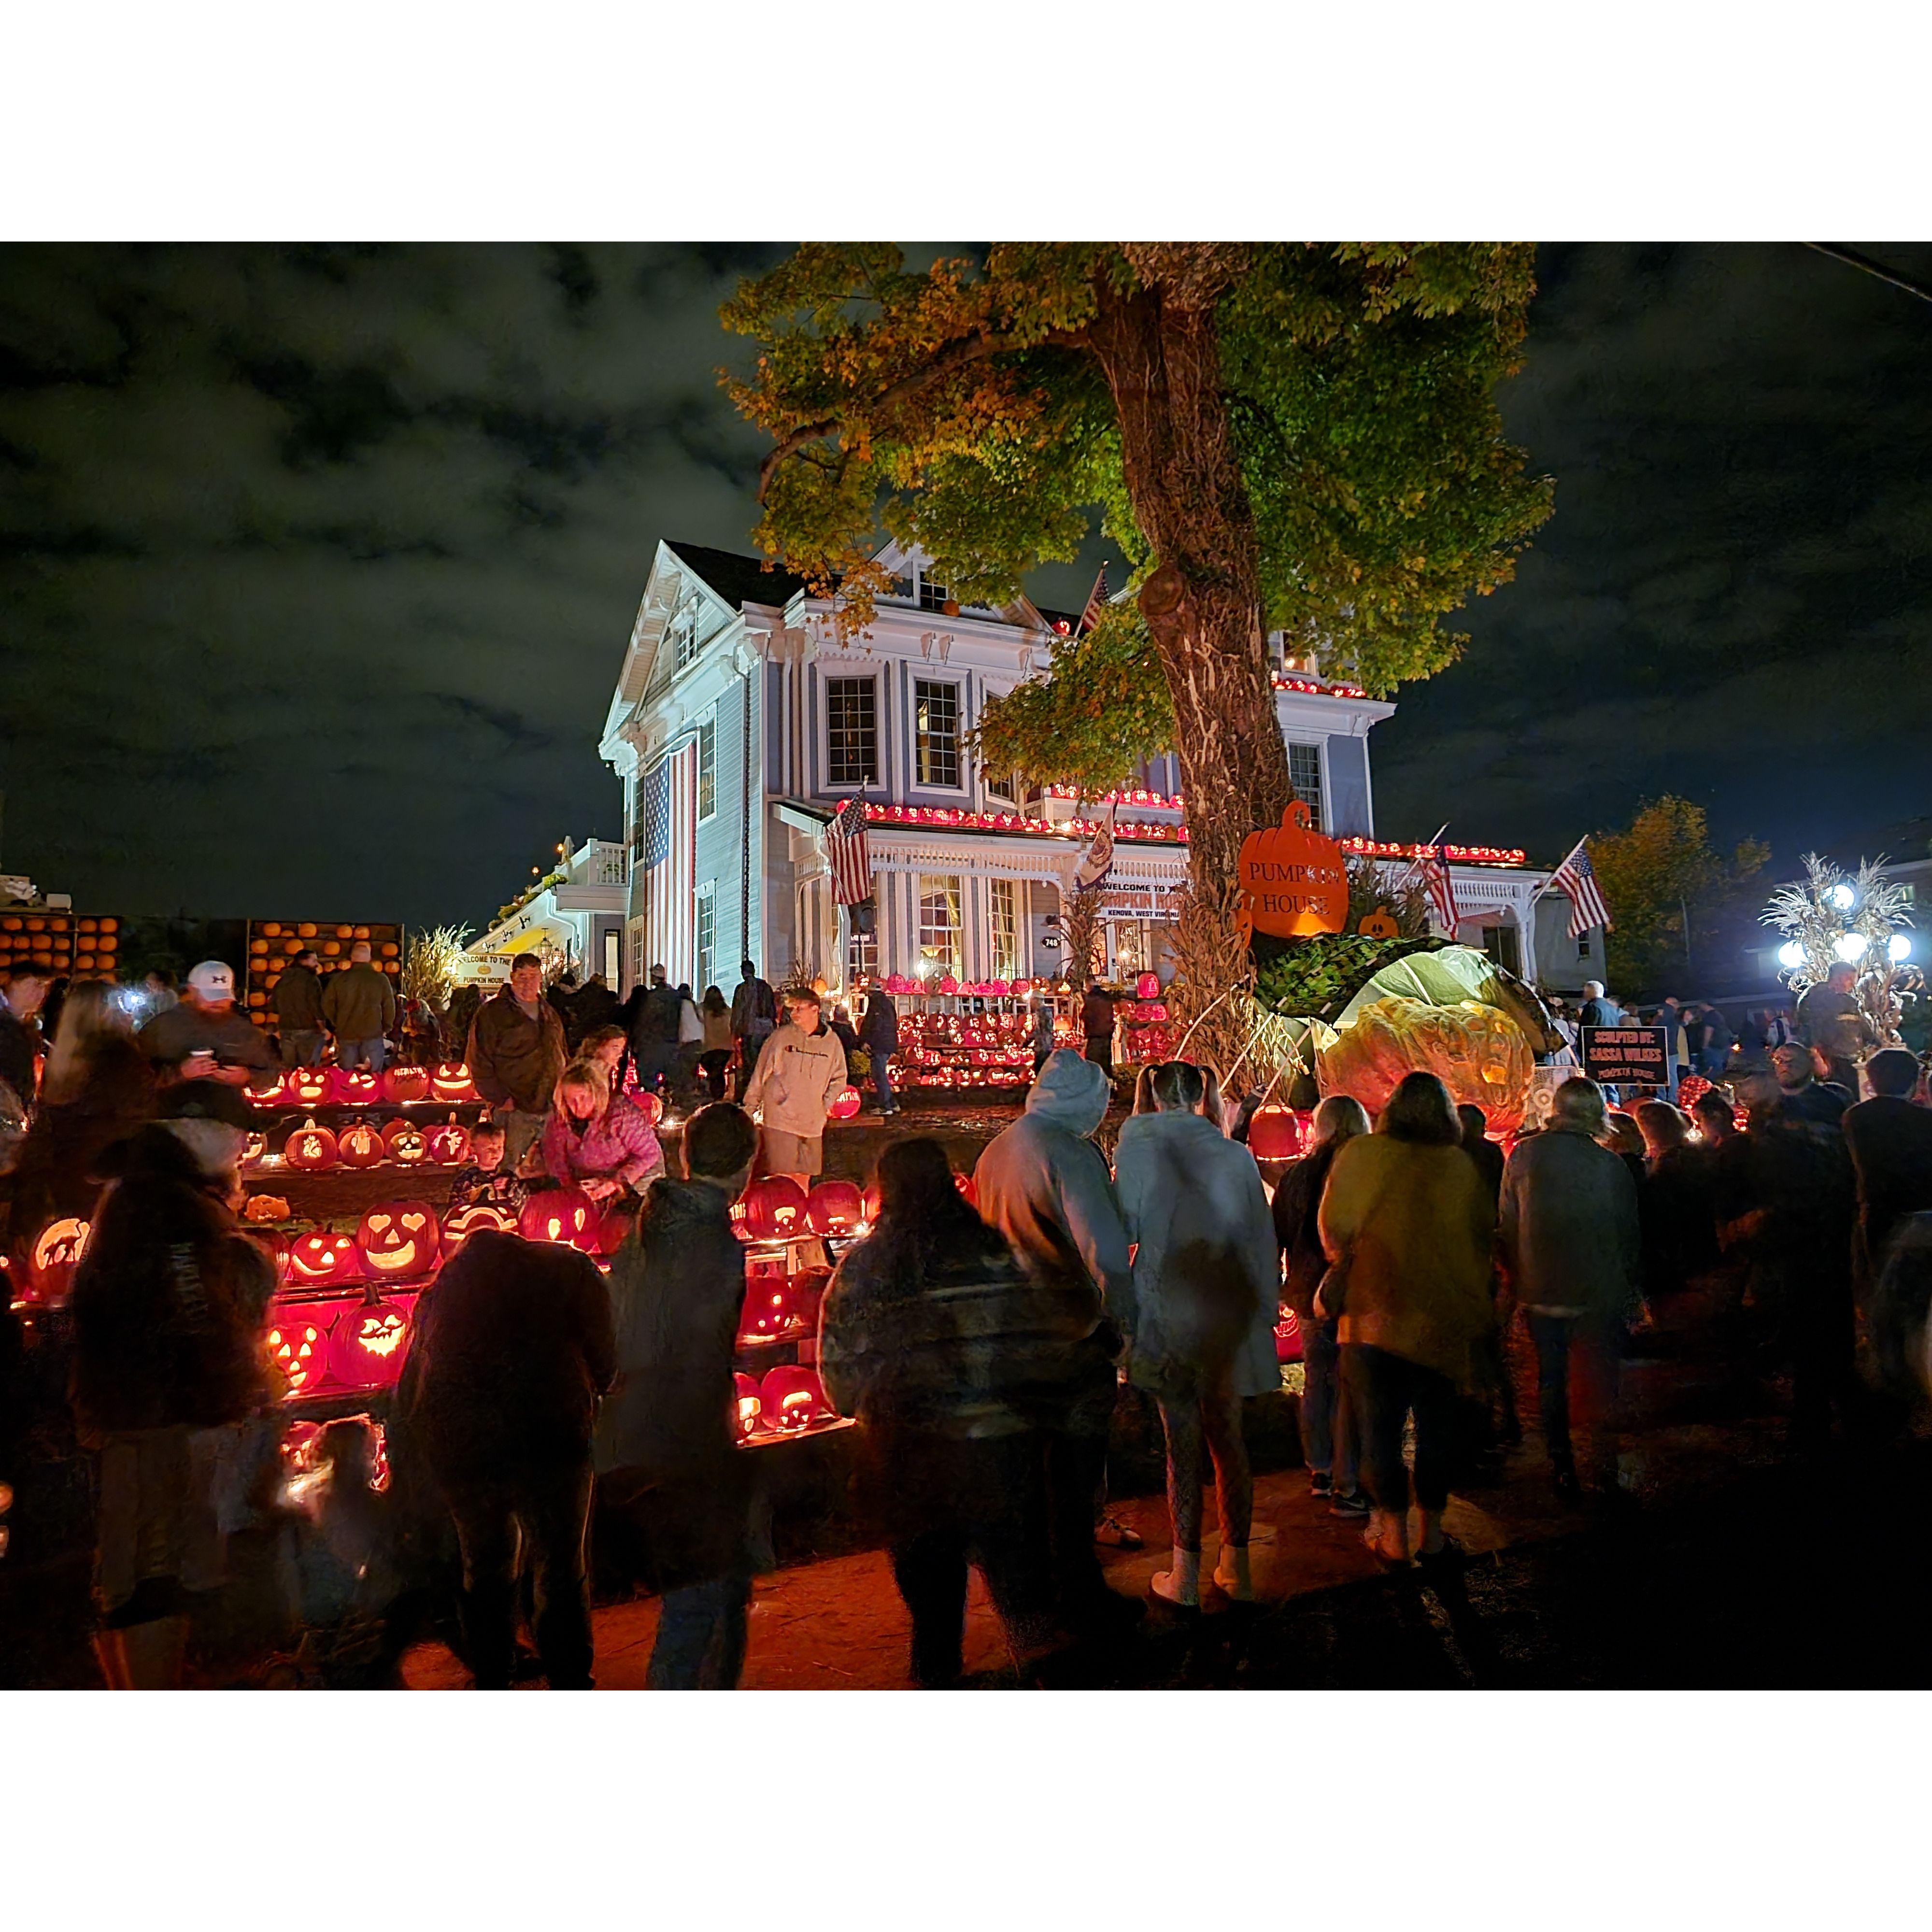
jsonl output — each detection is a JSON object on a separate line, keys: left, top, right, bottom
{"left": 1315, "top": 996, "right": 1534, "bottom": 1133}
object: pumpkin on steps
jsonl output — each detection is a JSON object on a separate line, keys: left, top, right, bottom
{"left": 1314, "top": 995, "right": 1533, "bottom": 1133}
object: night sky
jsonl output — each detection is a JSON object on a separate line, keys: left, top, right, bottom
{"left": 4, "top": 242, "right": 1929, "bottom": 930}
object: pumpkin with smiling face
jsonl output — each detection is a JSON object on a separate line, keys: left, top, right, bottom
{"left": 265, "top": 1315, "right": 333, "bottom": 1397}
{"left": 287, "top": 1067, "right": 333, "bottom": 1109}
{"left": 336, "top": 1119, "right": 386, "bottom": 1169}
{"left": 329, "top": 1291, "right": 417, "bottom": 1390}
{"left": 287, "top": 1230, "right": 365, "bottom": 1285}
{"left": 382, "top": 1064, "right": 432, "bottom": 1105}
{"left": 245, "top": 1069, "right": 290, "bottom": 1108}
{"left": 383, "top": 1118, "right": 429, "bottom": 1166}
{"left": 355, "top": 1202, "right": 440, "bottom": 1279}
{"left": 430, "top": 1062, "right": 478, "bottom": 1103}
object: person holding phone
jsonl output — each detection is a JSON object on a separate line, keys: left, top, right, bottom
{"left": 135, "top": 961, "right": 277, "bottom": 1086}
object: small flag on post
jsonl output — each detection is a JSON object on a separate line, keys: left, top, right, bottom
{"left": 1419, "top": 848, "right": 1459, "bottom": 935}
{"left": 824, "top": 794, "right": 872, "bottom": 907}
{"left": 1549, "top": 838, "right": 1612, "bottom": 939}
{"left": 1080, "top": 563, "right": 1111, "bottom": 634}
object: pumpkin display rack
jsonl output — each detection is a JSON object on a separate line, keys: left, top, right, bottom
{"left": 0, "top": 909, "right": 122, "bottom": 978}
{"left": 855, "top": 976, "right": 1074, "bottom": 1092}
{"left": 243, "top": 919, "right": 404, "bottom": 1028}
{"left": 243, "top": 1064, "right": 490, "bottom": 1174}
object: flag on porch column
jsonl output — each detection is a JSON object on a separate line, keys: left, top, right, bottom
{"left": 1419, "top": 848, "right": 1459, "bottom": 935}
{"left": 1548, "top": 837, "right": 1612, "bottom": 939}
{"left": 1080, "top": 562, "right": 1112, "bottom": 633}
{"left": 824, "top": 794, "right": 875, "bottom": 935}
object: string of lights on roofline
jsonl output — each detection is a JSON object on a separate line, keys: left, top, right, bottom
{"left": 859, "top": 801, "right": 1526, "bottom": 867}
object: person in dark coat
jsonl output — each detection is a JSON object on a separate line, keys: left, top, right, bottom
{"left": 1771, "top": 1042, "right": 1851, "bottom": 1125}
{"left": 1635, "top": 1100, "right": 1720, "bottom": 1302}
{"left": 68, "top": 1081, "right": 276, "bottom": 1688}
{"left": 859, "top": 987, "right": 900, "bottom": 1116}
{"left": 271, "top": 950, "right": 330, "bottom": 1066}
{"left": 596, "top": 1103, "right": 759, "bottom": 1688}
{"left": 0, "top": 959, "right": 53, "bottom": 1112}
{"left": 1080, "top": 975, "right": 1118, "bottom": 1077}
{"left": 467, "top": 954, "right": 569, "bottom": 1175}
{"left": 730, "top": 960, "right": 779, "bottom": 1102}
{"left": 1843, "top": 1048, "right": 1932, "bottom": 1297}
{"left": 394, "top": 1231, "right": 615, "bottom": 1688}
{"left": 623, "top": 964, "right": 686, "bottom": 1100}
{"left": 570, "top": 974, "right": 623, "bottom": 1051}
{"left": 1457, "top": 1103, "right": 1506, "bottom": 1207}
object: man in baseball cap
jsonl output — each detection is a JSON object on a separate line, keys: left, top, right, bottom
{"left": 136, "top": 958, "right": 277, "bottom": 1085}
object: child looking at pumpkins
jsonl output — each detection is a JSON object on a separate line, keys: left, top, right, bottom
{"left": 447, "top": 1121, "right": 530, "bottom": 1214}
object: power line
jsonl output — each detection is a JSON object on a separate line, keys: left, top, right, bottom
{"left": 1804, "top": 242, "right": 1932, "bottom": 308}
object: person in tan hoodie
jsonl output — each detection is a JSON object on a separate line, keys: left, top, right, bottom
{"left": 1319, "top": 1071, "right": 1496, "bottom": 1567}
{"left": 741, "top": 986, "right": 849, "bottom": 1187}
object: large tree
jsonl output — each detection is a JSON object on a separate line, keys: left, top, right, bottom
{"left": 723, "top": 242, "right": 1551, "bottom": 899}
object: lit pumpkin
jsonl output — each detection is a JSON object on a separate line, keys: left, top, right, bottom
{"left": 1235, "top": 800, "right": 1347, "bottom": 939}
{"left": 287, "top": 1067, "right": 333, "bottom": 1108}
{"left": 441, "top": 1200, "right": 519, "bottom": 1249}
{"left": 23, "top": 1216, "right": 91, "bottom": 1304}
{"left": 245, "top": 1069, "right": 290, "bottom": 1108}
{"left": 759, "top": 1365, "right": 835, "bottom": 1433}
{"left": 329, "top": 1293, "right": 415, "bottom": 1390}
{"left": 382, "top": 1065, "right": 431, "bottom": 1105}
{"left": 331, "top": 1068, "right": 382, "bottom": 1107}
{"left": 286, "top": 1230, "right": 364, "bottom": 1285}
{"left": 1275, "top": 1303, "right": 1304, "bottom": 1364}
{"left": 1357, "top": 908, "right": 1401, "bottom": 940}
{"left": 1315, "top": 996, "right": 1534, "bottom": 1134}
{"left": 1135, "top": 971, "right": 1161, "bottom": 1000}
{"left": 430, "top": 1063, "right": 478, "bottom": 1102}
{"left": 356, "top": 1201, "right": 440, "bottom": 1279}
{"left": 1011, "top": 979, "right": 1031, "bottom": 997}
{"left": 734, "top": 1372, "right": 763, "bottom": 1440}
{"left": 518, "top": 1188, "right": 599, "bottom": 1250}
{"left": 1247, "top": 1106, "right": 1307, "bottom": 1163}
{"left": 827, "top": 1084, "right": 862, "bottom": 1122}
{"left": 805, "top": 1179, "right": 864, "bottom": 1236}
{"left": 738, "top": 1255, "right": 800, "bottom": 1340}
{"left": 337, "top": 1119, "right": 386, "bottom": 1169}
{"left": 735, "top": 1174, "right": 808, "bottom": 1242}
{"left": 284, "top": 1121, "right": 339, "bottom": 1171}
{"left": 383, "top": 1119, "right": 429, "bottom": 1165}
{"left": 265, "top": 1317, "right": 330, "bottom": 1396}
{"left": 631, "top": 1089, "right": 663, "bottom": 1127}
{"left": 242, "top": 1131, "right": 269, "bottom": 1169}
{"left": 426, "top": 1118, "right": 471, "bottom": 1166}
{"left": 938, "top": 975, "right": 960, "bottom": 995}
{"left": 954, "top": 1168, "right": 979, "bottom": 1209}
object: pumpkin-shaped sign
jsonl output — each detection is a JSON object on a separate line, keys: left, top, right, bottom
{"left": 265, "top": 1316, "right": 331, "bottom": 1396}
{"left": 441, "top": 1200, "right": 518, "bottom": 1249}
{"left": 518, "top": 1188, "right": 599, "bottom": 1250}
{"left": 805, "top": 1179, "right": 864, "bottom": 1236}
{"left": 430, "top": 1062, "right": 478, "bottom": 1102}
{"left": 284, "top": 1121, "right": 339, "bottom": 1172}
{"left": 1247, "top": 1106, "right": 1307, "bottom": 1163}
{"left": 1357, "top": 907, "right": 1401, "bottom": 940}
{"left": 383, "top": 1118, "right": 429, "bottom": 1166}
{"left": 356, "top": 1201, "right": 440, "bottom": 1279}
{"left": 382, "top": 1064, "right": 431, "bottom": 1105}
{"left": 331, "top": 1068, "right": 382, "bottom": 1108}
{"left": 735, "top": 1174, "right": 808, "bottom": 1242}
{"left": 287, "top": 1067, "right": 333, "bottom": 1108}
{"left": 330, "top": 1293, "right": 415, "bottom": 1390}
{"left": 1315, "top": 996, "right": 1534, "bottom": 1134}
{"left": 1235, "top": 801, "right": 1347, "bottom": 939}
{"left": 337, "top": 1119, "right": 386, "bottom": 1169}
{"left": 286, "top": 1230, "right": 364, "bottom": 1285}
{"left": 426, "top": 1117, "right": 471, "bottom": 1166}
{"left": 827, "top": 1084, "right": 862, "bottom": 1122}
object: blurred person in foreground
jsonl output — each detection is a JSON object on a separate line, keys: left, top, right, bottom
{"left": 1843, "top": 1048, "right": 1932, "bottom": 1298}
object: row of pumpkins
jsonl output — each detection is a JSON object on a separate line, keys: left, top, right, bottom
{"left": 0, "top": 912, "right": 119, "bottom": 976}
{"left": 865, "top": 971, "right": 1167, "bottom": 1001}
{"left": 249, "top": 1063, "right": 481, "bottom": 1109}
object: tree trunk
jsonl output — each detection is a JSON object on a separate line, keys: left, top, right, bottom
{"left": 1087, "top": 274, "right": 1292, "bottom": 905}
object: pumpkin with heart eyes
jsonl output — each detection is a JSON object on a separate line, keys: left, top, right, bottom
{"left": 355, "top": 1202, "right": 440, "bottom": 1279}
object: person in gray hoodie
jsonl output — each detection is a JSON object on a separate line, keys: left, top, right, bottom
{"left": 972, "top": 1049, "right": 1140, "bottom": 1620}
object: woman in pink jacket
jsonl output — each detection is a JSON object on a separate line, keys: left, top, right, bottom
{"left": 541, "top": 1058, "right": 666, "bottom": 1201}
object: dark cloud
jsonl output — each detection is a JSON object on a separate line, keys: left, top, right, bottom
{"left": 3, "top": 242, "right": 1927, "bottom": 932}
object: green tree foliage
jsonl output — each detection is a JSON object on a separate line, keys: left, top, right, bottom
{"left": 1591, "top": 796, "right": 1771, "bottom": 999}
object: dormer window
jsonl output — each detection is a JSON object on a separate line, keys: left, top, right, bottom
{"left": 916, "top": 571, "right": 951, "bottom": 612}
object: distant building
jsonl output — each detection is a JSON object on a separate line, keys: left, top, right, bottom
{"left": 463, "top": 837, "right": 629, "bottom": 987}
{"left": 596, "top": 539, "right": 1605, "bottom": 997}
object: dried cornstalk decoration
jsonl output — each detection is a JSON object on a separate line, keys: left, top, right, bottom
{"left": 778, "top": 957, "right": 825, "bottom": 999}
{"left": 1060, "top": 891, "right": 1104, "bottom": 981}
{"left": 400, "top": 925, "right": 472, "bottom": 1012}
{"left": 1345, "top": 854, "right": 1431, "bottom": 939}
{"left": 1165, "top": 881, "right": 1260, "bottom": 1085}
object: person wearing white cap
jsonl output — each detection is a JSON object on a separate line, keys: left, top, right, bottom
{"left": 135, "top": 959, "right": 277, "bottom": 1085}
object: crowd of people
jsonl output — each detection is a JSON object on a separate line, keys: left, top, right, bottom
{"left": 8, "top": 932, "right": 1932, "bottom": 1692}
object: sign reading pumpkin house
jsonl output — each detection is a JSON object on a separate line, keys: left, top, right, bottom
{"left": 1236, "top": 802, "right": 1347, "bottom": 938}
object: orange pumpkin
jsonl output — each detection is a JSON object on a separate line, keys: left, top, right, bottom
{"left": 356, "top": 1201, "right": 440, "bottom": 1279}
{"left": 1315, "top": 997, "right": 1534, "bottom": 1133}
{"left": 1357, "top": 908, "right": 1400, "bottom": 940}
{"left": 426, "top": 1117, "right": 471, "bottom": 1166}
{"left": 1236, "top": 802, "right": 1347, "bottom": 938}
{"left": 336, "top": 1119, "right": 386, "bottom": 1169}
{"left": 284, "top": 1121, "right": 339, "bottom": 1171}
{"left": 382, "top": 1065, "right": 431, "bottom": 1105}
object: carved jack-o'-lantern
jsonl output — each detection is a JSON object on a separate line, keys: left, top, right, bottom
{"left": 737, "top": 1255, "right": 800, "bottom": 1340}
{"left": 22, "top": 1216, "right": 91, "bottom": 1304}
{"left": 284, "top": 1120, "right": 339, "bottom": 1172}
{"left": 827, "top": 1084, "right": 862, "bottom": 1122}
{"left": 518, "top": 1188, "right": 598, "bottom": 1250}
{"left": 630, "top": 1089, "right": 663, "bottom": 1128}
{"left": 355, "top": 1202, "right": 440, "bottom": 1279}
{"left": 331, "top": 1068, "right": 382, "bottom": 1108}
{"left": 242, "top": 1131, "right": 269, "bottom": 1169}
{"left": 246, "top": 1069, "right": 290, "bottom": 1108}
{"left": 440, "top": 1200, "right": 518, "bottom": 1252}
{"left": 1275, "top": 1303, "right": 1305, "bottom": 1364}
{"left": 383, "top": 1119, "right": 428, "bottom": 1166}
{"left": 1246, "top": 1106, "right": 1307, "bottom": 1163}
{"left": 734, "top": 1372, "right": 763, "bottom": 1440}
{"left": 1235, "top": 801, "right": 1347, "bottom": 939}
{"left": 381, "top": 1064, "right": 431, "bottom": 1105}
{"left": 287, "top": 1067, "right": 333, "bottom": 1108}
{"left": 330, "top": 1294, "right": 414, "bottom": 1390}
{"left": 954, "top": 1168, "right": 979, "bottom": 1209}
{"left": 938, "top": 974, "right": 960, "bottom": 995}
{"left": 1135, "top": 971, "right": 1162, "bottom": 1000}
{"left": 734, "top": 1175, "right": 808, "bottom": 1242}
{"left": 805, "top": 1179, "right": 864, "bottom": 1237}
{"left": 759, "top": 1365, "right": 835, "bottom": 1433}
{"left": 287, "top": 1230, "right": 363, "bottom": 1284}
{"left": 266, "top": 1318, "right": 330, "bottom": 1396}
{"left": 337, "top": 1119, "right": 386, "bottom": 1169}
{"left": 426, "top": 1118, "right": 471, "bottom": 1166}
{"left": 430, "top": 1062, "right": 478, "bottom": 1102}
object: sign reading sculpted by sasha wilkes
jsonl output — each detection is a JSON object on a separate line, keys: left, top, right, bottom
{"left": 1236, "top": 801, "right": 1348, "bottom": 939}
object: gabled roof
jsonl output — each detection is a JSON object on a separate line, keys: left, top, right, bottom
{"left": 664, "top": 541, "right": 809, "bottom": 613}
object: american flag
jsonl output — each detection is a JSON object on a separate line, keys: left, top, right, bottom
{"left": 1549, "top": 837, "right": 1612, "bottom": 939}
{"left": 1080, "top": 563, "right": 1111, "bottom": 633}
{"left": 1419, "top": 848, "right": 1459, "bottom": 935}
{"left": 824, "top": 793, "right": 872, "bottom": 907}
{"left": 640, "top": 742, "right": 698, "bottom": 986}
